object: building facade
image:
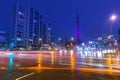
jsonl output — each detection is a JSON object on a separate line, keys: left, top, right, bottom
{"left": 26, "top": 7, "right": 43, "bottom": 50}
{"left": 0, "top": 30, "right": 9, "bottom": 50}
{"left": 11, "top": 3, "right": 54, "bottom": 50}
{"left": 11, "top": 4, "right": 27, "bottom": 50}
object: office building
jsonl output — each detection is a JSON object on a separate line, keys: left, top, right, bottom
{"left": 0, "top": 30, "right": 9, "bottom": 50}
{"left": 11, "top": 4, "right": 42, "bottom": 50}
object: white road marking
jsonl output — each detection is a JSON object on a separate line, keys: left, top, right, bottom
{"left": 16, "top": 72, "right": 34, "bottom": 80}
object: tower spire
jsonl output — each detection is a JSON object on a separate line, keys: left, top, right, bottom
{"left": 76, "top": 12, "right": 81, "bottom": 44}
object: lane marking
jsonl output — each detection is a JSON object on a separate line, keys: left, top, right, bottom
{"left": 16, "top": 72, "right": 34, "bottom": 80}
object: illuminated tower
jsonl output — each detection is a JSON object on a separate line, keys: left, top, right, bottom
{"left": 76, "top": 13, "right": 81, "bottom": 44}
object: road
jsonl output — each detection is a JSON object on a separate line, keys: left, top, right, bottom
{"left": 0, "top": 51, "right": 120, "bottom": 80}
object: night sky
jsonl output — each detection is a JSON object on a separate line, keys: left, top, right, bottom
{"left": 0, "top": 0, "right": 120, "bottom": 41}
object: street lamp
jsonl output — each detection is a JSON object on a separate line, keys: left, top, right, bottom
{"left": 70, "top": 37, "right": 74, "bottom": 41}
{"left": 110, "top": 14, "right": 117, "bottom": 35}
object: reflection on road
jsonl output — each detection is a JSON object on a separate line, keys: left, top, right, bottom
{"left": 70, "top": 50, "right": 75, "bottom": 69}
{"left": 0, "top": 50, "right": 120, "bottom": 75}
{"left": 37, "top": 53, "right": 42, "bottom": 67}
{"left": 8, "top": 54, "right": 14, "bottom": 72}
{"left": 51, "top": 51, "right": 54, "bottom": 65}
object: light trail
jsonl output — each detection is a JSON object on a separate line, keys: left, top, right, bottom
{"left": 59, "top": 62, "right": 120, "bottom": 70}
{"left": 18, "top": 66, "right": 120, "bottom": 74}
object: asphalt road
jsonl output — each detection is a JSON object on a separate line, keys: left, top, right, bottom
{"left": 0, "top": 51, "right": 120, "bottom": 80}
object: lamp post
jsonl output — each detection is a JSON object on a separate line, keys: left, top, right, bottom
{"left": 110, "top": 14, "right": 117, "bottom": 35}
{"left": 109, "top": 14, "right": 117, "bottom": 60}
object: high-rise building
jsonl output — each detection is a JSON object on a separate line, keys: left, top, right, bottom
{"left": 42, "top": 24, "right": 47, "bottom": 44}
{"left": 26, "top": 7, "right": 43, "bottom": 50}
{"left": 46, "top": 23, "right": 54, "bottom": 44}
{"left": 39, "top": 23, "right": 55, "bottom": 50}
{"left": 0, "top": 30, "right": 9, "bottom": 50}
{"left": 10, "top": 4, "right": 26, "bottom": 50}
{"left": 11, "top": 4, "right": 43, "bottom": 50}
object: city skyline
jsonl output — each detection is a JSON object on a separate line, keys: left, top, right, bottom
{"left": 0, "top": 1, "right": 120, "bottom": 80}
{"left": 0, "top": 0, "right": 120, "bottom": 41}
